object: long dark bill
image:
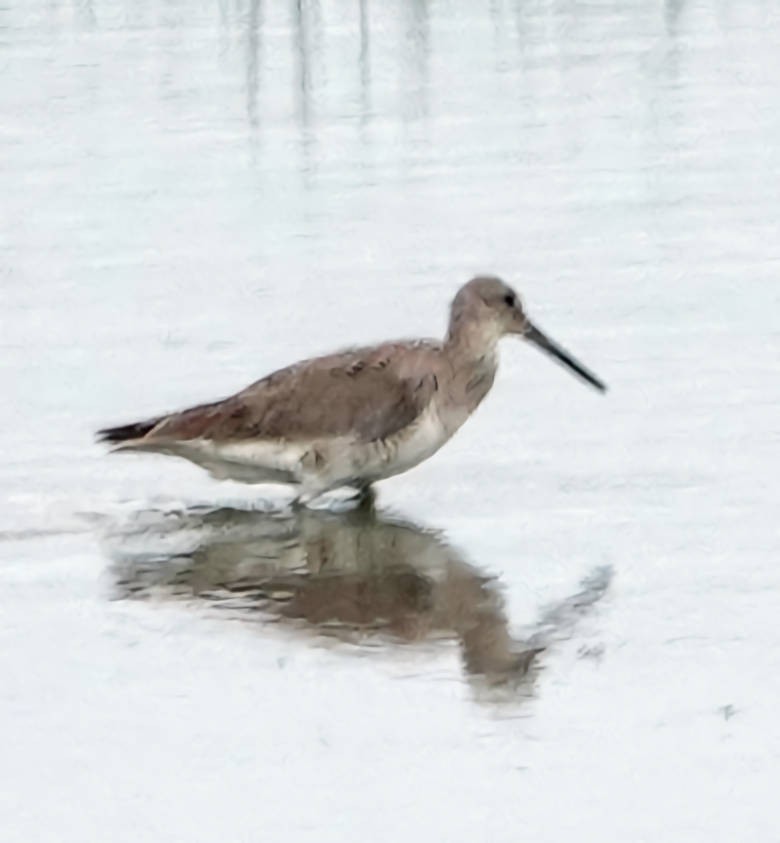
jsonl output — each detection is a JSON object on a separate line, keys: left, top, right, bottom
{"left": 525, "top": 323, "right": 607, "bottom": 393}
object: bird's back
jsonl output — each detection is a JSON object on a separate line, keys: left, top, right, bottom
{"left": 98, "top": 339, "right": 443, "bottom": 447}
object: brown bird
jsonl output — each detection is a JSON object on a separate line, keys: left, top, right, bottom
{"left": 98, "top": 276, "right": 606, "bottom": 503}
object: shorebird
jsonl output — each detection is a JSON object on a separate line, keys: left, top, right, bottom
{"left": 98, "top": 276, "right": 606, "bottom": 502}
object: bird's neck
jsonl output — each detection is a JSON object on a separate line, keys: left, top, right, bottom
{"left": 445, "top": 316, "right": 500, "bottom": 362}
{"left": 443, "top": 322, "right": 500, "bottom": 416}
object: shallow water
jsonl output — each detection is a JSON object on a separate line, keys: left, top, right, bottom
{"left": 2, "top": 1, "right": 780, "bottom": 840}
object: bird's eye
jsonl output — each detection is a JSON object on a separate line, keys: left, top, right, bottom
{"left": 503, "top": 293, "right": 515, "bottom": 308}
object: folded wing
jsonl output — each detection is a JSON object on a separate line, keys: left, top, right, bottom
{"left": 97, "top": 343, "right": 439, "bottom": 447}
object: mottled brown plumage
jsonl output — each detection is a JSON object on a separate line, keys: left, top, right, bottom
{"left": 141, "top": 343, "right": 439, "bottom": 444}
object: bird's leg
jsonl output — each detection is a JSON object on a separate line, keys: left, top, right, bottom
{"left": 292, "top": 482, "right": 375, "bottom": 510}
{"left": 347, "top": 483, "right": 376, "bottom": 510}
{"left": 292, "top": 489, "right": 318, "bottom": 509}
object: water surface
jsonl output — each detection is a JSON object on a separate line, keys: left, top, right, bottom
{"left": 2, "top": 1, "right": 779, "bottom": 840}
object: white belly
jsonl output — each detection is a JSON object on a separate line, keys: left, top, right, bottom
{"left": 116, "top": 403, "right": 462, "bottom": 496}
{"left": 364, "top": 402, "right": 455, "bottom": 482}
{"left": 117, "top": 438, "right": 308, "bottom": 485}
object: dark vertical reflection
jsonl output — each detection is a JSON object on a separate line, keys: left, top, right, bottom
{"left": 292, "top": 0, "right": 316, "bottom": 180}
{"left": 664, "top": 0, "right": 686, "bottom": 36}
{"left": 489, "top": 0, "right": 504, "bottom": 56}
{"left": 400, "top": 0, "right": 430, "bottom": 122}
{"left": 661, "top": 0, "right": 685, "bottom": 99}
{"left": 488, "top": 0, "right": 506, "bottom": 65}
{"left": 659, "top": 0, "right": 684, "bottom": 92}
{"left": 512, "top": 0, "right": 527, "bottom": 59}
{"left": 358, "top": 0, "right": 371, "bottom": 123}
{"left": 246, "top": 0, "right": 263, "bottom": 128}
{"left": 293, "top": 0, "right": 312, "bottom": 129}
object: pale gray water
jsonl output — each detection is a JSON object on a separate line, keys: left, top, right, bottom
{"left": 2, "top": 2, "right": 779, "bottom": 840}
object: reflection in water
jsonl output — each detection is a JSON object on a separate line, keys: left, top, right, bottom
{"left": 664, "top": 0, "right": 687, "bottom": 35}
{"left": 246, "top": 0, "right": 262, "bottom": 128}
{"left": 235, "top": 0, "right": 433, "bottom": 159}
{"left": 359, "top": 0, "right": 371, "bottom": 123}
{"left": 107, "top": 503, "right": 611, "bottom": 689}
{"left": 292, "top": 0, "right": 312, "bottom": 131}
{"left": 400, "top": 0, "right": 430, "bottom": 122}
{"left": 291, "top": 0, "right": 321, "bottom": 180}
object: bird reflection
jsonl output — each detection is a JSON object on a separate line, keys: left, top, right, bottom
{"left": 108, "top": 501, "right": 544, "bottom": 686}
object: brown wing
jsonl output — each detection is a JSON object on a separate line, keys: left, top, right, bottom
{"left": 98, "top": 342, "right": 440, "bottom": 445}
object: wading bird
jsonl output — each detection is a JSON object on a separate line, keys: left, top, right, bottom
{"left": 98, "top": 276, "right": 606, "bottom": 503}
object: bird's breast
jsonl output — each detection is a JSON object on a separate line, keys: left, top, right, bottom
{"left": 448, "top": 351, "right": 498, "bottom": 416}
{"left": 358, "top": 402, "right": 452, "bottom": 482}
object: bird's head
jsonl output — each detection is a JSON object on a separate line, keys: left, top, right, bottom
{"left": 448, "top": 276, "right": 606, "bottom": 392}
